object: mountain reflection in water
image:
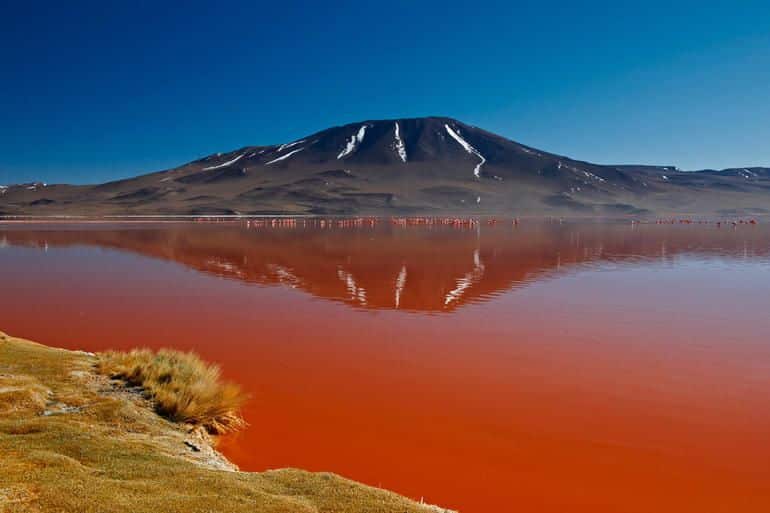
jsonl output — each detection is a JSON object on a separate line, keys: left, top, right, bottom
{"left": 2, "top": 220, "right": 768, "bottom": 312}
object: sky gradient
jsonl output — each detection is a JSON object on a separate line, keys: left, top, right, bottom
{"left": 2, "top": 1, "right": 770, "bottom": 184}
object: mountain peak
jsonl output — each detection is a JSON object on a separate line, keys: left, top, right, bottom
{"left": 3, "top": 118, "right": 770, "bottom": 217}
{"left": 330, "top": 115, "right": 465, "bottom": 128}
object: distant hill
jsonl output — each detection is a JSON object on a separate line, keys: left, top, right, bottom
{"left": 2, "top": 117, "right": 769, "bottom": 216}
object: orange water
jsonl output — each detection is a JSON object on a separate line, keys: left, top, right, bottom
{"left": 1, "top": 221, "right": 769, "bottom": 512}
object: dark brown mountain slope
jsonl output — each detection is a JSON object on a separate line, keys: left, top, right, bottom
{"left": 2, "top": 117, "right": 769, "bottom": 216}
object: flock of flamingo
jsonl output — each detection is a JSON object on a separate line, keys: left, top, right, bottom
{"left": 652, "top": 218, "right": 758, "bottom": 227}
{"left": 188, "top": 216, "right": 761, "bottom": 229}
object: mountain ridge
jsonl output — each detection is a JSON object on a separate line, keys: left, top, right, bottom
{"left": 2, "top": 117, "right": 769, "bottom": 217}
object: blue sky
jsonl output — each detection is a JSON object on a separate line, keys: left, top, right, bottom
{"left": 2, "top": 1, "right": 770, "bottom": 184}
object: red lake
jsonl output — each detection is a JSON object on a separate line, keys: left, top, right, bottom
{"left": 1, "top": 220, "right": 769, "bottom": 512}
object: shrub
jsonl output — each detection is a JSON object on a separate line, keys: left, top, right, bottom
{"left": 97, "top": 349, "right": 247, "bottom": 434}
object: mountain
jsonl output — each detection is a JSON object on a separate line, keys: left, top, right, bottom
{"left": 2, "top": 117, "right": 769, "bottom": 216}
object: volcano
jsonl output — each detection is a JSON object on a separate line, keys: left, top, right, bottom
{"left": 2, "top": 117, "right": 769, "bottom": 216}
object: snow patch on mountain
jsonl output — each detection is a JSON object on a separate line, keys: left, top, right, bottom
{"left": 583, "top": 171, "right": 605, "bottom": 182}
{"left": 741, "top": 168, "right": 757, "bottom": 179}
{"left": 202, "top": 153, "right": 245, "bottom": 170}
{"left": 246, "top": 149, "right": 268, "bottom": 158}
{"left": 265, "top": 147, "right": 305, "bottom": 165}
{"left": 337, "top": 125, "right": 369, "bottom": 159}
{"left": 444, "top": 124, "right": 486, "bottom": 178}
{"left": 393, "top": 122, "right": 407, "bottom": 162}
{"left": 277, "top": 139, "right": 306, "bottom": 153}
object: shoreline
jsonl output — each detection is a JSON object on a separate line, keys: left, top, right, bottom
{"left": 0, "top": 330, "right": 454, "bottom": 513}
{"left": 1, "top": 213, "right": 765, "bottom": 225}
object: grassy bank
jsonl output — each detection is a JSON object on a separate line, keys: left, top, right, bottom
{"left": 0, "top": 331, "right": 453, "bottom": 513}
{"left": 97, "top": 348, "right": 248, "bottom": 434}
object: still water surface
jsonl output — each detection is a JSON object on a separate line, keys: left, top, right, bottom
{"left": 1, "top": 220, "right": 769, "bottom": 512}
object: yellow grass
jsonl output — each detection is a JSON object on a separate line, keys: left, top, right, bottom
{"left": 0, "top": 331, "right": 454, "bottom": 513}
{"left": 97, "top": 349, "right": 247, "bottom": 434}
{"left": 0, "top": 374, "right": 49, "bottom": 415}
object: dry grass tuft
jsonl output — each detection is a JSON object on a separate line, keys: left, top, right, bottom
{"left": 0, "top": 375, "right": 50, "bottom": 416}
{"left": 97, "top": 349, "right": 247, "bottom": 434}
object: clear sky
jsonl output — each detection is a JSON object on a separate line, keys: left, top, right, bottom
{"left": 2, "top": 1, "right": 770, "bottom": 184}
